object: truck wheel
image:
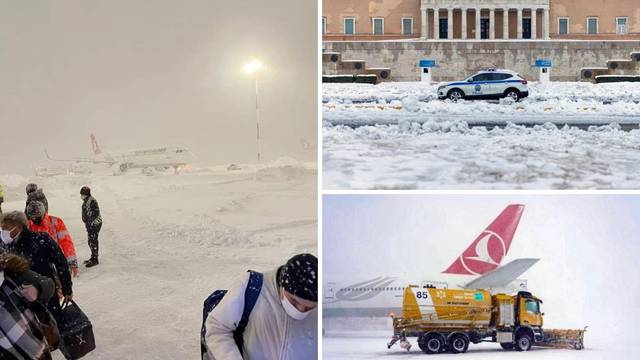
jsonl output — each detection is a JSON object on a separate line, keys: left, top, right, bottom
{"left": 448, "top": 334, "right": 469, "bottom": 354}
{"left": 500, "top": 343, "right": 514, "bottom": 350}
{"left": 515, "top": 334, "right": 532, "bottom": 351}
{"left": 418, "top": 333, "right": 443, "bottom": 354}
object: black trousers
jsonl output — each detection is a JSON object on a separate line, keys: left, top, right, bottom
{"left": 86, "top": 224, "right": 102, "bottom": 260}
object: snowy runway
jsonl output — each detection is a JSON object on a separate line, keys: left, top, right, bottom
{"left": 1, "top": 160, "right": 316, "bottom": 359}
{"left": 323, "top": 82, "right": 640, "bottom": 189}
{"left": 323, "top": 333, "right": 621, "bottom": 360}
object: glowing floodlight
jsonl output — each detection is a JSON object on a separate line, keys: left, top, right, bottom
{"left": 243, "top": 60, "right": 263, "bottom": 75}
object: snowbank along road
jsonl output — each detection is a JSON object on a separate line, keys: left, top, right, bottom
{"left": 323, "top": 82, "right": 640, "bottom": 189}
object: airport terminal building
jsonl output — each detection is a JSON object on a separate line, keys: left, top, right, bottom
{"left": 323, "top": 0, "right": 640, "bottom": 40}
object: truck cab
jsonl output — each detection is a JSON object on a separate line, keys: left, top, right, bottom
{"left": 494, "top": 291, "right": 544, "bottom": 351}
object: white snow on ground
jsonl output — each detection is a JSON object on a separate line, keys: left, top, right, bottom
{"left": 323, "top": 332, "right": 629, "bottom": 360}
{"left": 323, "top": 81, "right": 640, "bottom": 105}
{"left": 1, "top": 159, "right": 316, "bottom": 359}
{"left": 323, "top": 82, "right": 640, "bottom": 125}
{"left": 323, "top": 123, "right": 640, "bottom": 189}
{"left": 323, "top": 82, "right": 640, "bottom": 189}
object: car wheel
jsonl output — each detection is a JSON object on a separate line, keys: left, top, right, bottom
{"left": 447, "top": 89, "right": 464, "bottom": 102}
{"left": 505, "top": 89, "right": 521, "bottom": 102}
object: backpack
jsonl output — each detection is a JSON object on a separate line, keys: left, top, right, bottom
{"left": 200, "top": 271, "right": 263, "bottom": 359}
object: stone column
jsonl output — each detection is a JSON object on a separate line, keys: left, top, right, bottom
{"left": 461, "top": 8, "right": 467, "bottom": 39}
{"left": 531, "top": 8, "right": 537, "bottom": 39}
{"left": 421, "top": 7, "right": 428, "bottom": 39}
{"left": 543, "top": 8, "right": 550, "bottom": 39}
{"left": 503, "top": 8, "right": 509, "bottom": 39}
{"left": 517, "top": 8, "right": 523, "bottom": 39}
{"left": 447, "top": 8, "right": 453, "bottom": 39}
{"left": 475, "top": 8, "right": 481, "bottom": 39}
{"left": 434, "top": 8, "right": 440, "bottom": 39}
{"left": 489, "top": 9, "right": 495, "bottom": 39}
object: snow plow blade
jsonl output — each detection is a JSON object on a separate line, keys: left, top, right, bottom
{"left": 537, "top": 327, "right": 587, "bottom": 350}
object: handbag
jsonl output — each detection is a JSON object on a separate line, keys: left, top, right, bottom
{"left": 57, "top": 299, "right": 96, "bottom": 359}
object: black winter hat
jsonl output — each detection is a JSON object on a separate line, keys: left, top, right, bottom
{"left": 80, "top": 186, "right": 91, "bottom": 196}
{"left": 278, "top": 253, "right": 317, "bottom": 302}
{"left": 26, "top": 183, "right": 38, "bottom": 195}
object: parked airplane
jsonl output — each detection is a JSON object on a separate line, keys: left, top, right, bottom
{"left": 41, "top": 134, "right": 194, "bottom": 175}
{"left": 323, "top": 204, "right": 539, "bottom": 318}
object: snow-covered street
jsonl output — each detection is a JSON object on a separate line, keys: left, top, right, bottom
{"left": 0, "top": 159, "right": 316, "bottom": 359}
{"left": 323, "top": 82, "right": 640, "bottom": 189}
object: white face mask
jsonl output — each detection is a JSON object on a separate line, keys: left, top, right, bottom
{"left": 0, "top": 228, "right": 16, "bottom": 245}
{"left": 281, "top": 295, "right": 310, "bottom": 320}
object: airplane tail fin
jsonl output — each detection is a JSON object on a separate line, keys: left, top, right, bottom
{"left": 90, "top": 134, "right": 102, "bottom": 155}
{"left": 443, "top": 204, "right": 525, "bottom": 275}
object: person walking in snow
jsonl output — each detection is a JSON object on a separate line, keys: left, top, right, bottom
{"left": 205, "top": 253, "right": 318, "bottom": 360}
{"left": 80, "top": 186, "right": 102, "bottom": 268}
{"left": 25, "top": 184, "right": 48, "bottom": 214}
{"left": 0, "top": 253, "right": 56, "bottom": 360}
{"left": 26, "top": 201, "right": 79, "bottom": 277}
{"left": 0, "top": 211, "right": 73, "bottom": 323}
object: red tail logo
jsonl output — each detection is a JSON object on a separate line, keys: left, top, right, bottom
{"left": 443, "top": 204, "right": 524, "bottom": 275}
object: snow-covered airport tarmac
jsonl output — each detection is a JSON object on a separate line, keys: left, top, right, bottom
{"left": 323, "top": 82, "right": 640, "bottom": 189}
{"left": 0, "top": 159, "right": 316, "bottom": 359}
{"left": 324, "top": 332, "right": 616, "bottom": 360}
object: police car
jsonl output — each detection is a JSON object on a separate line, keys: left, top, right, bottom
{"left": 437, "top": 69, "right": 529, "bottom": 102}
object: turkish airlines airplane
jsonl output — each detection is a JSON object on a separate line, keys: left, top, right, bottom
{"left": 323, "top": 204, "right": 539, "bottom": 318}
{"left": 43, "top": 134, "right": 194, "bottom": 175}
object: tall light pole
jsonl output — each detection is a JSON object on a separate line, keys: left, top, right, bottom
{"left": 243, "top": 60, "right": 263, "bottom": 162}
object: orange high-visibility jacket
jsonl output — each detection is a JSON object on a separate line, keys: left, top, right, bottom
{"left": 28, "top": 214, "right": 77, "bottom": 266}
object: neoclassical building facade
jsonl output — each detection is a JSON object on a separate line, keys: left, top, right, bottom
{"left": 323, "top": 0, "right": 640, "bottom": 40}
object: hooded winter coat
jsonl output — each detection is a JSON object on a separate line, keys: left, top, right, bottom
{"left": 28, "top": 214, "right": 77, "bottom": 266}
{"left": 0, "top": 229, "right": 72, "bottom": 297}
{"left": 205, "top": 268, "right": 317, "bottom": 360}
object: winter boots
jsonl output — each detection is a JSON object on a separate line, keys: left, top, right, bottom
{"left": 84, "top": 258, "right": 99, "bottom": 268}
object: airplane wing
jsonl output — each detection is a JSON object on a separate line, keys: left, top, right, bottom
{"left": 462, "top": 258, "right": 539, "bottom": 289}
{"left": 44, "top": 149, "right": 114, "bottom": 164}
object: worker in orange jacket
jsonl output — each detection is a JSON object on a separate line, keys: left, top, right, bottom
{"left": 25, "top": 201, "right": 79, "bottom": 277}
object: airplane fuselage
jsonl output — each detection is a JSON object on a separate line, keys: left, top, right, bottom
{"left": 323, "top": 274, "right": 528, "bottom": 318}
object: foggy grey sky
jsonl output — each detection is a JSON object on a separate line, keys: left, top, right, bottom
{"left": 0, "top": 0, "right": 317, "bottom": 175}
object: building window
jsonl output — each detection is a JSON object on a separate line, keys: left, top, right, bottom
{"left": 616, "top": 17, "right": 628, "bottom": 35}
{"left": 372, "top": 17, "right": 384, "bottom": 35}
{"left": 558, "top": 17, "right": 569, "bottom": 35}
{"left": 344, "top": 17, "right": 355, "bottom": 35}
{"left": 322, "top": 17, "right": 327, "bottom": 35}
{"left": 402, "top": 18, "right": 413, "bottom": 36}
{"left": 587, "top": 17, "right": 598, "bottom": 34}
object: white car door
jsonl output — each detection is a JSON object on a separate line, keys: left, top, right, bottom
{"left": 469, "top": 74, "right": 490, "bottom": 97}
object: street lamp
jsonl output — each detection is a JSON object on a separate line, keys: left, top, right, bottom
{"left": 244, "top": 60, "right": 263, "bottom": 162}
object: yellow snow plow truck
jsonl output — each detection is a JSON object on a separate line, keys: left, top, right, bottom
{"left": 387, "top": 287, "right": 586, "bottom": 354}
